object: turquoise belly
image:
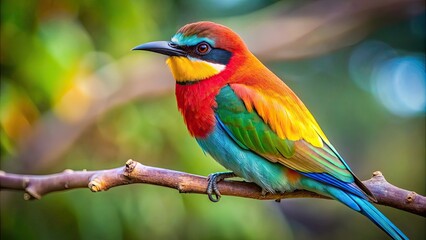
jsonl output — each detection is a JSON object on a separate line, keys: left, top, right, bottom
{"left": 196, "top": 124, "right": 298, "bottom": 193}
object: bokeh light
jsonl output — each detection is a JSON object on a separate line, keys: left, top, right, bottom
{"left": 372, "top": 55, "right": 425, "bottom": 116}
{"left": 349, "top": 40, "right": 397, "bottom": 92}
{"left": 349, "top": 39, "right": 425, "bottom": 117}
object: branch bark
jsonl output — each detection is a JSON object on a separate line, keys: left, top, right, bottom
{"left": 0, "top": 160, "right": 424, "bottom": 217}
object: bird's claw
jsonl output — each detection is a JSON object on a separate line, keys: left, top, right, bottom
{"left": 206, "top": 172, "right": 236, "bottom": 202}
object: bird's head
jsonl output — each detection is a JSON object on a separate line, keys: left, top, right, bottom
{"left": 133, "top": 21, "right": 248, "bottom": 84}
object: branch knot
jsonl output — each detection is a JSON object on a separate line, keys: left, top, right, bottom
{"left": 125, "top": 159, "right": 137, "bottom": 176}
{"left": 406, "top": 191, "right": 417, "bottom": 203}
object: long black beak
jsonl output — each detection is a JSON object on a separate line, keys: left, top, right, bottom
{"left": 132, "top": 41, "right": 186, "bottom": 57}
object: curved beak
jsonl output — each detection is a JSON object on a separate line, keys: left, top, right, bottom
{"left": 132, "top": 41, "right": 186, "bottom": 57}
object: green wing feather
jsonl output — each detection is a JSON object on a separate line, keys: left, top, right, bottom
{"left": 215, "top": 85, "right": 355, "bottom": 183}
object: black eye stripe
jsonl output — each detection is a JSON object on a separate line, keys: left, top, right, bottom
{"left": 180, "top": 44, "right": 232, "bottom": 65}
{"left": 199, "top": 48, "right": 232, "bottom": 65}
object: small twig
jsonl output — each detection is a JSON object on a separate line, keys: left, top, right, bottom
{"left": 0, "top": 160, "right": 424, "bottom": 217}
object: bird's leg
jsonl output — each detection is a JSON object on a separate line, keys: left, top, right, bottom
{"left": 206, "top": 172, "right": 236, "bottom": 202}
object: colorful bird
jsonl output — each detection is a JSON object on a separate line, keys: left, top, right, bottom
{"left": 133, "top": 21, "right": 407, "bottom": 240}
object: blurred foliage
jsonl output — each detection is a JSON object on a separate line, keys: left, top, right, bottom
{"left": 0, "top": 0, "right": 425, "bottom": 240}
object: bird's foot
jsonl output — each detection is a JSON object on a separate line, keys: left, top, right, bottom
{"left": 206, "top": 172, "right": 236, "bottom": 202}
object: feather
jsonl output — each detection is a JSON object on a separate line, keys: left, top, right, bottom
{"left": 214, "top": 85, "right": 374, "bottom": 199}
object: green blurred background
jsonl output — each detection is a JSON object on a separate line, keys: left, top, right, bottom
{"left": 1, "top": 0, "right": 425, "bottom": 239}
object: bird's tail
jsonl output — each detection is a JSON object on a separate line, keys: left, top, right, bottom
{"left": 329, "top": 187, "right": 408, "bottom": 240}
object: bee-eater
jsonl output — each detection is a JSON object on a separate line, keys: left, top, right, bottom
{"left": 133, "top": 21, "right": 407, "bottom": 239}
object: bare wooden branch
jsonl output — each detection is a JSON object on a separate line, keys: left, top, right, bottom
{"left": 0, "top": 160, "right": 424, "bottom": 217}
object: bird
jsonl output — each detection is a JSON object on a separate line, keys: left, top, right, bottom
{"left": 133, "top": 21, "right": 407, "bottom": 240}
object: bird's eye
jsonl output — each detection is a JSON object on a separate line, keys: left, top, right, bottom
{"left": 195, "top": 42, "right": 211, "bottom": 55}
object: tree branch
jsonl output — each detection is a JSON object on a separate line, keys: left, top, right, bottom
{"left": 0, "top": 160, "right": 424, "bottom": 217}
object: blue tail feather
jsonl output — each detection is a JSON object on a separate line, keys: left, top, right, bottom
{"left": 352, "top": 196, "right": 408, "bottom": 240}
{"left": 330, "top": 188, "right": 408, "bottom": 240}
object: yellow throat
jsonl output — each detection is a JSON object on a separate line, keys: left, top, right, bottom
{"left": 166, "top": 56, "right": 225, "bottom": 82}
